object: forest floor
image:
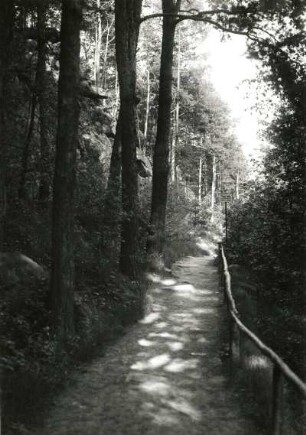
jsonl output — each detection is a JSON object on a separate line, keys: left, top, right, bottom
{"left": 34, "top": 250, "right": 260, "bottom": 435}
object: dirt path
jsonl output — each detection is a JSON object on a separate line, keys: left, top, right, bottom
{"left": 38, "top": 254, "right": 258, "bottom": 435}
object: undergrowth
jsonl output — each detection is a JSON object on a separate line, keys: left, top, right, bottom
{"left": 1, "top": 271, "right": 146, "bottom": 434}
{"left": 1, "top": 198, "right": 147, "bottom": 434}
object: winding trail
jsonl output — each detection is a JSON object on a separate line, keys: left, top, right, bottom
{"left": 40, "top": 254, "right": 258, "bottom": 435}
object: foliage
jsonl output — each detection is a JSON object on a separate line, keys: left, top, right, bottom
{"left": 226, "top": 109, "right": 305, "bottom": 378}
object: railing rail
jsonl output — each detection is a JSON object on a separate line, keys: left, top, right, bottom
{"left": 218, "top": 242, "right": 306, "bottom": 435}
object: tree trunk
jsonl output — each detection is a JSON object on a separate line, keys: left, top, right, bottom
{"left": 19, "top": 91, "right": 37, "bottom": 199}
{"left": 211, "top": 154, "right": 216, "bottom": 222}
{"left": 115, "top": 0, "right": 142, "bottom": 278}
{"left": 171, "top": 24, "right": 181, "bottom": 183}
{"left": 198, "top": 155, "right": 202, "bottom": 205}
{"left": 102, "top": 17, "right": 114, "bottom": 90}
{"left": 149, "top": 0, "right": 181, "bottom": 253}
{"left": 236, "top": 171, "right": 239, "bottom": 200}
{"left": 19, "top": 4, "right": 49, "bottom": 202}
{"left": 112, "top": 70, "right": 120, "bottom": 119}
{"left": 94, "top": 0, "right": 102, "bottom": 89}
{"left": 0, "top": 0, "right": 13, "bottom": 246}
{"left": 37, "top": 3, "right": 50, "bottom": 202}
{"left": 51, "top": 0, "right": 82, "bottom": 340}
{"left": 144, "top": 67, "right": 150, "bottom": 142}
{"left": 170, "top": 127, "right": 176, "bottom": 183}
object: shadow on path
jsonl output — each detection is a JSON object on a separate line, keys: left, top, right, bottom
{"left": 39, "top": 255, "right": 258, "bottom": 435}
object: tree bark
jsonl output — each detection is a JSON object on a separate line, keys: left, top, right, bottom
{"left": 149, "top": 0, "right": 181, "bottom": 253}
{"left": 19, "top": 4, "right": 50, "bottom": 202}
{"left": 115, "top": 0, "right": 142, "bottom": 278}
{"left": 94, "top": 0, "right": 102, "bottom": 89}
{"left": 112, "top": 70, "right": 120, "bottom": 119}
{"left": 171, "top": 24, "right": 181, "bottom": 183}
{"left": 211, "top": 154, "right": 216, "bottom": 221}
{"left": 51, "top": 0, "right": 82, "bottom": 340}
{"left": 236, "top": 171, "right": 239, "bottom": 200}
{"left": 37, "top": 2, "right": 50, "bottom": 202}
{"left": 198, "top": 155, "right": 202, "bottom": 205}
{"left": 102, "top": 17, "right": 114, "bottom": 90}
{"left": 0, "top": 0, "right": 13, "bottom": 247}
{"left": 144, "top": 67, "right": 150, "bottom": 142}
{"left": 18, "top": 92, "right": 37, "bottom": 199}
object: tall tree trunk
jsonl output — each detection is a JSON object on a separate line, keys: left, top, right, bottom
{"left": 112, "top": 70, "right": 119, "bottom": 119}
{"left": 203, "top": 153, "right": 208, "bottom": 196}
{"left": 115, "top": 0, "right": 142, "bottom": 278}
{"left": 198, "top": 155, "right": 202, "bottom": 205}
{"left": 170, "top": 126, "right": 175, "bottom": 183}
{"left": 19, "top": 4, "right": 49, "bottom": 202}
{"left": 102, "top": 17, "right": 114, "bottom": 90}
{"left": 18, "top": 92, "right": 37, "bottom": 199}
{"left": 37, "top": 2, "right": 50, "bottom": 202}
{"left": 0, "top": 0, "right": 13, "bottom": 246}
{"left": 171, "top": 24, "right": 181, "bottom": 183}
{"left": 144, "top": 67, "right": 150, "bottom": 142}
{"left": 94, "top": 0, "right": 102, "bottom": 89}
{"left": 211, "top": 154, "right": 216, "bottom": 221}
{"left": 149, "top": 0, "right": 181, "bottom": 253}
{"left": 236, "top": 171, "right": 239, "bottom": 200}
{"left": 51, "top": 0, "right": 82, "bottom": 340}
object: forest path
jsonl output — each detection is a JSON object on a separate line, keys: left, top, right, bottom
{"left": 39, "top": 253, "right": 258, "bottom": 435}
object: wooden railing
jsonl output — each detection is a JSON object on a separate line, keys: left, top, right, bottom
{"left": 218, "top": 243, "right": 306, "bottom": 435}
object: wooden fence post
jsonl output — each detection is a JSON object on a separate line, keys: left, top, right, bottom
{"left": 229, "top": 315, "right": 234, "bottom": 358}
{"left": 218, "top": 243, "right": 225, "bottom": 301}
{"left": 236, "top": 327, "right": 241, "bottom": 364}
{"left": 225, "top": 201, "right": 228, "bottom": 244}
{"left": 272, "top": 364, "right": 284, "bottom": 435}
{"left": 218, "top": 243, "right": 222, "bottom": 282}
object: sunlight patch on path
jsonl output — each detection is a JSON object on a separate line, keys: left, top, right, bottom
{"left": 131, "top": 354, "right": 171, "bottom": 370}
{"left": 166, "top": 341, "right": 184, "bottom": 352}
{"left": 40, "top": 254, "right": 258, "bottom": 435}
{"left": 139, "top": 312, "right": 160, "bottom": 324}
{"left": 138, "top": 339, "right": 155, "bottom": 347}
{"left": 164, "top": 358, "right": 199, "bottom": 373}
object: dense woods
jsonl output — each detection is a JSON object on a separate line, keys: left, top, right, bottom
{"left": 0, "top": 0, "right": 305, "bottom": 432}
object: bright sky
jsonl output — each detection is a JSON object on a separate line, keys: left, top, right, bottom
{"left": 201, "top": 29, "right": 262, "bottom": 159}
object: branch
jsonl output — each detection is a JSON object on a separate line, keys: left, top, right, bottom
{"left": 179, "top": 7, "right": 267, "bottom": 20}
{"left": 179, "top": 8, "right": 249, "bottom": 16}
{"left": 187, "top": 17, "right": 253, "bottom": 38}
{"left": 140, "top": 8, "right": 265, "bottom": 24}
{"left": 252, "top": 25, "right": 279, "bottom": 42}
{"left": 79, "top": 84, "right": 108, "bottom": 100}
{"left": 140, "top": 13, "right": 175, "bottom": 23}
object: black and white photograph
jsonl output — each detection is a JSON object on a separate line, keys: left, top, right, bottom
{"left": 0, "top": 1, "right": 305, "bottom": 434}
